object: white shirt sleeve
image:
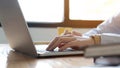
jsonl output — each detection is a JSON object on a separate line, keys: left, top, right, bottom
{"left": 84, "top": 12, "right": 120, "bottom": 36}
{"left": 101, "top": 33, "right": 120, "bottom": 44}
{"left": 83, "top": 12, "right": 120, "bottom": 44}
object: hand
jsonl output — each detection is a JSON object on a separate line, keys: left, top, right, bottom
{"left": 46, "top": 36, "right": 94, "bottom": 51}
{"left": 46, "top": 36, "right": 76, "bottom": 51}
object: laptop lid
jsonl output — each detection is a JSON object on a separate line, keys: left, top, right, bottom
{"left": 0, "top": 0, "right": 38, "bottom": 57}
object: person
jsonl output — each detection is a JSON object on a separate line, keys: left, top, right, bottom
{"left": 46, "top": 11, "right": 120, "bottom": 66}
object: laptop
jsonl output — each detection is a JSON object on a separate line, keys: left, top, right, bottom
{"left": 0, "top": 0, "right": 83, "bottom": 57}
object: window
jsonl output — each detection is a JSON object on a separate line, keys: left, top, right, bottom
{"left": 70, "top": 0, "right": 120, "bottom": 20}
{"left": 18, "top": 0, "right": 64, "bottom": 23}
{"left": 17, "top": 0, "right": 120, "bottom": 28}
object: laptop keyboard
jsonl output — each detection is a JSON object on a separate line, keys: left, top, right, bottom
{"left": 35, "top": 45, "right": 76, "bottom": 52}
{"left": 35, "top": 45, "right": 84, "bottom": 56}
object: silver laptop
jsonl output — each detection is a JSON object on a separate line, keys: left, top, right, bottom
{"left": 0, "top": 0, "right": 83, "bottom": 57}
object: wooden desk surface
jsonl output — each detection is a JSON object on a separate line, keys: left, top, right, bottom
{"left": 0, "top": 44, "right": 94, "bottom": 68}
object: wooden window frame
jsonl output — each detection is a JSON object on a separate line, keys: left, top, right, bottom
{"left": 0, "top": 0, "right": 103, "bottom": 28}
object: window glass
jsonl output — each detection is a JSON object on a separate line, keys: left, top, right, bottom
{"left": 18, "top": 0, "right": 64, "bottom": 23}
{"left": 70, "top": 0, "right": 120, "bottom": 20}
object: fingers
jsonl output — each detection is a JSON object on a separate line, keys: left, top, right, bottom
{"left": 46, "top": 37, "right": 59, "bottom": 51}
{"left": 47, "top": 37, "right": 62, "bottom": 51}
{"left": 62, "top": 30, "right": 82, "bottom": 36}
{"left": 46, "top": 36, "right": 76, "bottom": 51}
{"left": 58, "top": 40, "right": 77, "bottom": 51}
{"left": 47, "top": 35, "right": 92, "bottom": 51}
{"left": 71, "top": 46, "right": 80, "bottom": 50}
{"left": 72, "top": 31, "right": 82, "bottom": 36}
{"left": 58, "top": 43, "right": 65, "bottom": 48}
{"left": 58, "top": 37, "right": 93, "bottom": 51}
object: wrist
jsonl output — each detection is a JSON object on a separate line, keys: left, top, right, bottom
{"left": 90, "top": 34, "right": 101, "bottom": 45}
{"left": 87, "top": 37, "right": 95, "bottom": 45}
